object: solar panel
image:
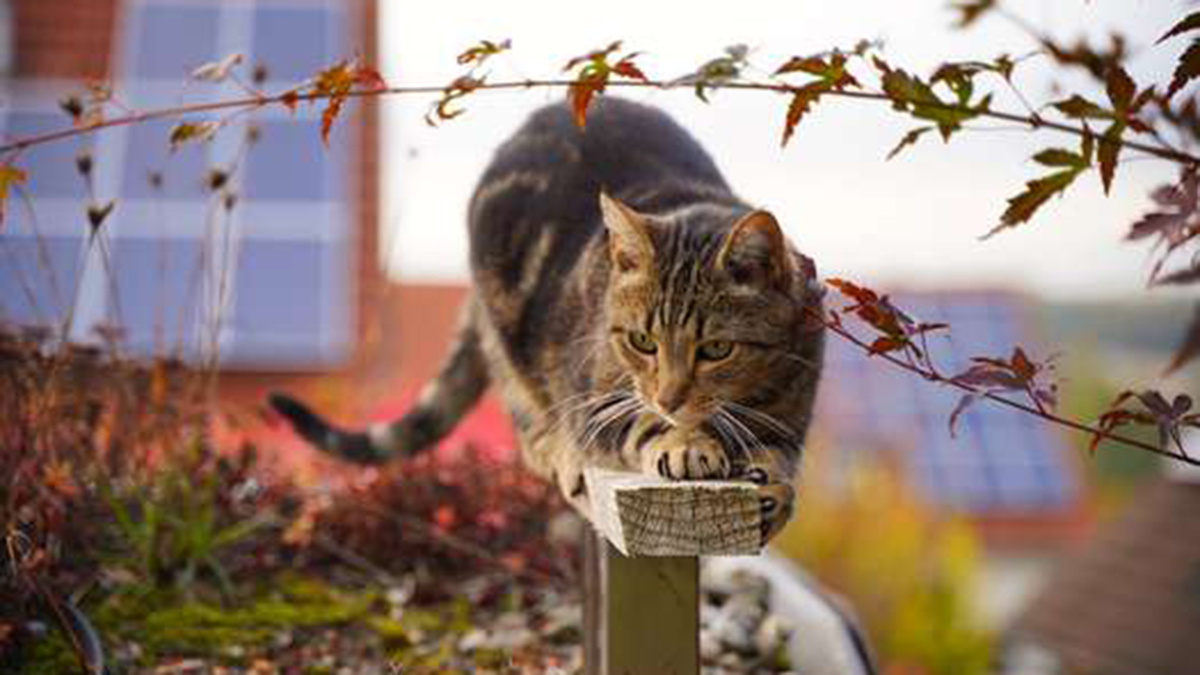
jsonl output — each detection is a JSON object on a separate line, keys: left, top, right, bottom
{"left": 92, "top": 0, "right": 356, "bottom": 366}
{"left": 815, "top": 292, "right": 1080, "bottom": 515}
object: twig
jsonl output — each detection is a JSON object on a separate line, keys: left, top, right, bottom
{"left": 817, "top": 310, "right": 1198, "bottom": 466}
{"left": 0, "top": 79, "right": 1196, "bottom": 166}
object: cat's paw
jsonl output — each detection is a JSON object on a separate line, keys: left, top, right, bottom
{"left": 740, "top": 463, "right": 796, "bottom": 545}
{"left": 642, "top": 431, "right": 731, "bottom": 480}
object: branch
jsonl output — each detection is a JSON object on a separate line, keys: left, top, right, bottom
{"left": 2, "top": 79, "right": 1197, "bottom": 166}
{"left": 816, "top": 309, "right": 1199, "bottom": 467}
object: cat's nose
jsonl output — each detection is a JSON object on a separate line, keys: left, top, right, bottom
{"left": 655, "top": 382, "right": 689, "bottom": 415}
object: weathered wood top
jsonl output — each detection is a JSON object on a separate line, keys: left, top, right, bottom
{"left": 584, "top": 468, "right": 762, "bottom": 557}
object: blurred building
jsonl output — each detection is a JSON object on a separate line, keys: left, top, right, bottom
{"left": 0, "top": 0, "right": 383, "bottom": 400}
{"left": 1003, "top": 465, "right": 1200, "bottom": 675}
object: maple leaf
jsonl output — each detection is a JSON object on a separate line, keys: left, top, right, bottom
{"left": 1093, "top": 390, "right": 1199, "bottom": 455}
{"left": 426, "top": 75, "right": 484, "bottom": 126}
{"left": 951, "top": 0, "right": 996, "bottom": 28}
{"left": 985, "top": 167, "right": 1083, "bottom": 238}
{"left": 1052, "top": 95, "right": 1112, "bottom": 120}
{"left": 780, "top": 83, "right": 826, "bottom": 148}
{"left": 561, "top": 41, "right": 647, "bottom": 129}
{"left": 669, "top": 44, "right": 749, "bottom": 102}
{"left": 168, "top": 121, "right": 219, "bottom": 150}
{"left": 311, "top": 58, "right": 387, "bottom": 145}
{"left": 0, "top": 164, "right": 27, "bottom": 229}
{"left": 1126, "top": 170, "right": 1200, "bottom": 287}
{"left": 456, "top": 39, "right": 512, "bottom": 67}
{"left": 949, "top": 347, "right": 1057, "bottom": 434}
{"left": 1159, "top": 12, "right": 1200, "bottom": 97}
{"left": 886, "top": 126, "right": 933, "bottom": 160}
{"left": 826, "top": 278, "right": 947, "bottom": 359}
{"left": 191, "top": 52, "right": 244, "bottom": 83}
{"left": 873, "top": 57, "right": 987, "bottom": 141}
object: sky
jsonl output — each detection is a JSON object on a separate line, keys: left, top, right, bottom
{"left": 378, "top": 1, "right": 1191, "bottom": 301}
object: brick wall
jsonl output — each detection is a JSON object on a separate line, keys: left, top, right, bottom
{"left": 11, "top": 0, "right": 119, "bottom": 80}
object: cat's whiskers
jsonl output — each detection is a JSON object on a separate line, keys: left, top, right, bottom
{"left": 717, "top": 404, "right": 769, "bottom": 464}
{"left": 725, "top": 401, "right": 796, "bottom": 441}
{"left": 711, "top": 410, "right": 753, "bottom": 465}
{"left": 545, "top": 387, "right": 631, "bottom": 438}
{"left": 580, "top": 396, "right": 644, "bottom": 455}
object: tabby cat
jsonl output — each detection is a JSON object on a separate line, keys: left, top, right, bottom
{"left": 270, "top": 97, "right": 825, "bottom": 543}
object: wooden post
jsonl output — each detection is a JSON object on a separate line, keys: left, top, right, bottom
{"left": 582, "top": 468, "right": 762, "bottom": 675}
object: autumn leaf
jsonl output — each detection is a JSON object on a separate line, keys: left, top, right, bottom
{"left": 1159, "top": 11, "right": 1200, "bottom": 44}
{"left": 456, "top": 39, "right": 512, "bottom": 67}
{"left": 1168, "top": 41, "right": 1200, "bottom": 99}
{"left": 311, "top": 59, "right": 387, "bottom": 145}
{"left": 826, "top": 278, "right": 948, "bottom": 359}
{"left": 0, "top": 164, "right": 27, "bottom": 229}
{"left": 1126, "top": 170, "right": 1200, "bottom": 288}
{"left": 426, "top": 75, "right": 484, "bottom": 126}
{"left": 1052, "top": 95, "right": 1111, "bottom": 120}
{"left": 561, "top": 41, "right": 647, "bottom": 129}
{"left": 950, "top": 0, "right": 996, "bottom": 28}
{"left": 985, "top": 167, "right": 1082, "bottom": 238}
{"left": 1032, "top": 147, "right": 1089, "bottom": 169}
{"left": 951, "top": 347, "right": 1058, "bottom": 413}
{"left": 886, "top": 126, "right": 934, "bottom": 160}
{"left": 669, "top": 44, "right": 749, "bottom": 103}
{"left": 1097, "top": 122, "right": 1123, "bottom": 194}
{"left": 780, "top": 84, "right": 825, "bottom": 148}
{"left": 1093, "top": 390, "right": 1199, "bottom": 455}
{"left": 873, "top": 57, "right": 988, "bottom": 141}
{"left": 168, "top": 121, "right": 219, "bottom": 150}
{"left": 191, "top": 52, "right": 244, "bottom": 83}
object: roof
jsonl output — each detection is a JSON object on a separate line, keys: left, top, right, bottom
{"left": 813, "top": 291, "right": 1088, "bottom": 532}
{"left": 1010, "top": 477, "right": 1200, "bottom": 675}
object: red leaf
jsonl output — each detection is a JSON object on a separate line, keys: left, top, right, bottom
{"left": 1159, "top": 11, "right": 1200, "bottom": 44}
{"left": 567, "top": 74, "right": 605, "bottom": 129}
{"left": 948, "top": 394, "right": 978, "bottom": 438}
{"left": 985, "top": 168, "right": 1082, "bottom": 237}
{"left": 1168, "top": 39, "right": 1200, "bottom": 99}
{"left": 781, "top": 84, "right": 825, "bottom": 148}
{"left": 1097, "top": 123, "right": 1124, "bottom": 194}
{"left": 868, "top": 336, "right": 908, "bottom": 355}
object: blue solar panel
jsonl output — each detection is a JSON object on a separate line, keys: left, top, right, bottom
{"left": 815, "top": 292, "right": 1079, "bottom": 515}
{"left": 243, "top": 119, "right": 337, "bottom": 200}
{"left": 120, "top": 118, "right": 211, "bottom": 199}
{"left": 133, "top": 4, "right": 220, "bottom": 79}
{"left": 251, "top": 5, "right": 345, "bottom": 82}
{"left": 4, "top": 112, "right": 88, "bottom": 199}
{"left": 110, "top": 237, "right": 203, "bottom": 354}
{"left": 0, "top": 235, "right": 83, "bottom": 327}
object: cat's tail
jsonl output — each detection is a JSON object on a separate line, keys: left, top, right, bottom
{"left": 268, "top": 297, "right": 489, "bottom": 464}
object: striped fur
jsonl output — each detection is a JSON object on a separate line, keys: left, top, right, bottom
{"left": 270, "top": 98, "right": 825, "bottom": 541}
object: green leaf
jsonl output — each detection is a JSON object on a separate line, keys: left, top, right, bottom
{"left": 1158, "top": 11, "right": 1200, "bottom": 44}
{"left": 168, "top": 121, "right": 219, "bottom": 150}
{"left": 1032, "top": 148, "right": 1088, "bottom": 169}
{"left": 1052, "top": 95, "right": 1111, "bottom": 120}
{"left": 886, "top": 126, "right": 934, "bottom": 160}
{"left": 985, "top": 168, "right": 1083, "bottom": 238}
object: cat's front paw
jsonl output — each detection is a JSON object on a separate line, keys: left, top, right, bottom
{"left": 642, "top": 430, "right": 731, "bottom": 480}
{"left": 741, "top": 463, "right": 796, "bottom": 545}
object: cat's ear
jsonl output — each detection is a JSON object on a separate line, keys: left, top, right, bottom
{"left": 599, "top": 192, "right": 654, "bottom": 273}
{"left": 715, "top": 210, "right": 794, "bottom": 288}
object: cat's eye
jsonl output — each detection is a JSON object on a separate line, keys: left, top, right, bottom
{"left": 628, "top": 331, "right": 657, "bottom": 355}
{"left": 698, "top": 340, "right": 734, "bottom": 361}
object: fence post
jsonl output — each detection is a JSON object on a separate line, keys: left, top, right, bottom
{"left": 582, "top": 468, "right": 762, "bottom": 675}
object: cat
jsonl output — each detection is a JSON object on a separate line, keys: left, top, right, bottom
{"left": 270, "top": 97, "right": 825, "bottom": 543}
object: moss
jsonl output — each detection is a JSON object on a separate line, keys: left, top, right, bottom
{"left": 19, "top": 633, "right": 79, "bottom": 675}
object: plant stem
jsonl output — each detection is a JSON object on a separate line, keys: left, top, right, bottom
{"left": 1, "top": 79, "right": 1197, "bottom": 166}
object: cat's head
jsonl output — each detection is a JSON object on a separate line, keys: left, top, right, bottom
{"left": 600, "top": 193, "right": 821, "bottom": 432}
